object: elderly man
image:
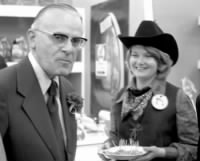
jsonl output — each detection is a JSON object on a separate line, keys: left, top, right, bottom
{"left": 0, "top": 3, "right": 87, "bottom": 161}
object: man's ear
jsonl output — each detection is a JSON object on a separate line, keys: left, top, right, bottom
{"left": 26, "top": 29, "right": 36, "bottom": 49}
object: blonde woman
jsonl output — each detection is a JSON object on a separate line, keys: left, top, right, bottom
{"left": 100, "top": 21, "right": 198, "bottom": 161}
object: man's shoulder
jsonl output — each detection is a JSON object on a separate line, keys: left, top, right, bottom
{"left": 60, "top": 76, "right": 73, "bottom": 85}
{"left": 0, "top": 64, "right": 17, "bottom": 80}
{"left": 60, "top": 76, "right": 74, "bottom": 91}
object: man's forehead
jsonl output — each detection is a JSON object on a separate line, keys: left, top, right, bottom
{"left": 35, "top": 9, "right": 82, "bottom": 29}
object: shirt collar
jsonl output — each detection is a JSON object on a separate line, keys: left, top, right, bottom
{"left": 28, "top": 52, "right": 59, "bottom": 95}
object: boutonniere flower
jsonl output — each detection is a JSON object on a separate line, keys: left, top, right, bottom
{"left": 66, "top": 93, "right": 83, "bottom": 114}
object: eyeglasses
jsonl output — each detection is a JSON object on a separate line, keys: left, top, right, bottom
{"left": 34, "top": 29, "right": 87, "bottom": 48}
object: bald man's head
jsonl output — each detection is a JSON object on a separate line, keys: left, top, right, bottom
{"left": 31, "top": 3, "right": 82, "bottom": 29}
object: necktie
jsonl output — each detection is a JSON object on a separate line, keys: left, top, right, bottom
{"left": 47, "top": 80, "right": 66, "bottom": 160}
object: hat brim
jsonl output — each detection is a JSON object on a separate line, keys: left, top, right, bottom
{"left": 118, "top": 34, "right": 178, "bottom": 65}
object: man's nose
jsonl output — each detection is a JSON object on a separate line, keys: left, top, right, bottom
{"left": 136, "top": 56, "right": 145, "bottom": 64}
{"left": 62, "top": 40, "right": 74, "bottom": 53}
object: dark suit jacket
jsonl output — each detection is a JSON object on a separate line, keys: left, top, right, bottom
{"left": 196, "top": 94, "right": 200, "bottom": 161}
{"left": 0, "top": 57, "right": 77, "bottom": 161}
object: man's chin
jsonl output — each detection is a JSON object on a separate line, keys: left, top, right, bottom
{"left": 57, "top": 69, "right": 72, "bottom": 77}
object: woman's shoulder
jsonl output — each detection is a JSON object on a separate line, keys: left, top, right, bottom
{"left": 166, "top": 82, "right": 189, "bottom": 100}
{"left": 166, "top": 82, "right": 179, "bottom": 90}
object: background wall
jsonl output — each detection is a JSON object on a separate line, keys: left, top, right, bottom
{"left": 73, "top": 0, "right": 108, "bottom": 115}
{"left": 153, "top": 0, "right": 200, "bottom": 92}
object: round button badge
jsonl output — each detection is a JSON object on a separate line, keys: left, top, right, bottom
{"left": 151, "top": 94, "right": 168, "bottom": 110}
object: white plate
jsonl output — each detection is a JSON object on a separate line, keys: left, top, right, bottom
{"left": 102, "top": 146, "right": 146, "bottom": 160}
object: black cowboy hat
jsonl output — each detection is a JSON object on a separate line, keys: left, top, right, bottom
{"left": 118, "top": 20, "right": 179, "bottom": 65}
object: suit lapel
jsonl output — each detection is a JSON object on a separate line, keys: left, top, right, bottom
{"left": 16, "top": 58, "right": 61, "bottom": 160}
{"left": 59, "top": 77, "right": 77, "bottom": 156}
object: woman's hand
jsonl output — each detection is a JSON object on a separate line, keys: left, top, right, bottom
{"left": 130, "top": 146, "right": 166, "bottom": 161}
{"left": 97, "top": 141, "right": 112, "bottom": 161}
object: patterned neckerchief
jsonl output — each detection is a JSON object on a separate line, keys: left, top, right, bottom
{"left": 121, "top": 87, "right": 153, "bottom": 121}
